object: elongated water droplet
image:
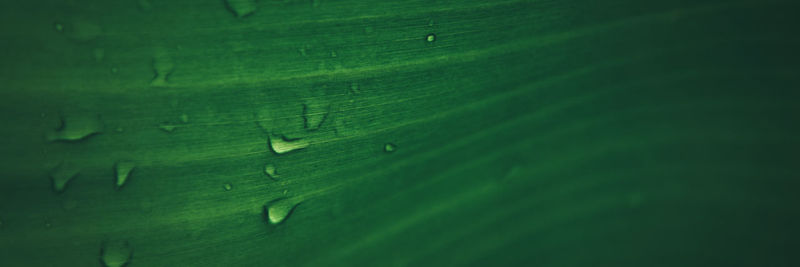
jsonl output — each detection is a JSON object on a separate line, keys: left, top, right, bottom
{"left": 263, "top": 197, "right": 301, "bottom": 225}
{"left": 115, "top": 161, "right": 135, "bottom": 190}
{"left": 223, "top": 183, "right": 233, "bottom": 191}
{"left": 151, "top": 47, "right": 174, "bottom": 87}
{"left": 50, "top": 162, "right": 80, "bottom": 193}
{"left": 384, "top": 143, "right": 397, "bottom": 153}
{"left": 426, "top": 33, "right": 436, "bottom": 42}
{"left": 225, "top": 0, "right": 257, "bottom": 18}
{"left": 158, "top": 123, "right": 176, "bottom": 132}
{"left": 101, "top": 240, "right": 132, "bottom": 267}
{"left": 263, "top": 163, "right": 278, "bottom": 180}
{"left": 46, "top": 114, "right": 103, "bottom": 142}
{"left": 269, "top": 135, "right": 309, "bottom": 154}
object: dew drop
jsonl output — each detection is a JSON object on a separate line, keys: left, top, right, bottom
{"left": 44, "top": 219, "right": 52, "bottom": 228}
{"left": 263, "top": 197, "right": 302, "bottom": 225}
{"left": 158, "top": 123, "right": 176, "bottom": 132}
{"left": 54, "top": 23, "right": 64, "bottom": 32}
{"left": 269, "top": 135, "right": 309, "bottom": 154}
{"left": 101, "top": 240, "right": 133, "bottom": 267}
{"left": 151, "top": 47, "right": 174, "bottom": 87}
{"left": 50, "top": 162, "right": 80, "bottom": 193}
{"left": 225, "top": 0, "right": 257, "bottom": 18}
{"left": 384, "top": 143, "right": 397, "bottom": 153}
{"left": 115, "top": 161, "right": 135, "bottom": 190}
{"left": 46, "top": 114, "right": 103, "bottom": 142}
{"left": 426, "top": 33, "right": 436, "bottom": 42}
{"left": 263, "top": 163, "right": 278, "bottom": 180}
{"left": 111, "top": 67, "right": 119, "bottom": 74}
{"left": 179, "top": 114, "right": 189, "bottom": 123}
{"left": 223, "top": 183, "right": 233, "bottom": 191}
{"left": 93, "top": 48, "right": 105, "bottom": 62}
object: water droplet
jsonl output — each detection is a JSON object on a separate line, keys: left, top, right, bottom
{"left": 111, "top": 67, "right": 119, "bottom": 74}
{"left": 158, "top": 123, "right": 176, "bottom": 132}
{"left": 46, "top": 114, "right": 103, "bottom": 142}
{"left": 50, "top": 162, "right": 80, "bottom": 193}
{"left": 223, "top": 183, "right": 233, "bottom": 191}
{"left": 151, "top": 47, "right": 174, "bottom": 87}
{"left": 225, "top": 0, "right": 257, "bottom": 18}
{"left": 263, "top": 197, "right": 301, "bottom": 225}
{"left": 384, "top": 143, "right": 397, "bottom": 153}
{"left": 54, "top": 23, "right": 64, "bottom": 32}
{"left": 428, "top": 19, "right": 435, "bottom": 26}
{"left": 137, "top": 0, "right": 152, "bottom": 11}
{"left": 179, "top": 114, "right": 189, "bottom": 123}
{"left": 263, "top": 163, "right": 278, "bottom": 180}
{"left": 115, "top": 161, "right": 135, "bottom": 190}
{"left": 44, "top": 219, "right": 52, "bottom": 228}
{"left": 93, "top": 48, "right": 105, "bottom": 62}
{"left": 330, "top": 51, "right": 337, "bottom": 58}
{"left": 426, "top": 33, "right": 436, "bottom": 42}
{"left": 269, "top": 135, "right": 309, "bottom": 154}
{"left": 66, "top": 20, "right": 102, "bottom": 42}
{"left": 101, "top": 240, "right": 132, "bottom": 267}
{"left": 115, "top": 127, "right": 124, "bottom": 132}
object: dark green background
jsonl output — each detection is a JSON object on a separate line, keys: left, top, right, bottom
{"left": 1, "top": 0, "right": 799, "bottom": 266}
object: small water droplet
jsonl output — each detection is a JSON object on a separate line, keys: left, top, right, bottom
{"left": 93, "top": 48, "right": 105, "bottom": 62}
{"left": 223, "top": 183, "right": 233, "bottom": 191}
{"left": 115, "top": 161, "right": 135, "bottom": 190}
{"left": 101, "top": 240, "right": 133, "bottom": 267}
{"left": 66, "top": 20, "right": 102, "bottom": 42}
{"left": 428, "top": 19, "right": 435, "bottom": 26}
{"left": 263, "top": 197, "right": 301, "bottom": 225}
{"left": 426, "top": 33, "right": 436, "bottom": 42}
{"left": 225, "top": 0, "right": 257, "bottom": 18}
{"left": 269, "top": 135, "right": 309, "bottom": 154}
{"left": 151, "top": 47, "right": 174, "bottom": 87}
{"left": 54, "top": 23, "right": 64, "bottom": 32}
{"left": 137, "top": 0, "right": 152, "bottom": 11}
{"left": 44, "top": 219, "right": 52, "bottom": 228}
{"left": 384, "top": 143, "right": 397, "bottom": 153}
{"left": 111, "top": 67, "right": 118, "bottom": 74}
{"left": 115, "top": 127, "right": 124, "bottom": 132}
{"left": 179, "top": 114, "right": 189, "bottom": 123}
{"left": 330, "top": 51, "right": 337, "bottom": 58}
{"left": 263, "top": 163, "right": 278, "bottom": 180}
{"left": 158, "top": 123, "right": 176, "bottom": 132}
{"left": 46, "top": 114, "right": 103, "bottom": 142}
{"left": 62, "top": 199, "right": 78, "bottom": 210}
{"left": 50, "top": 162, "right": 80, "bottom": 193}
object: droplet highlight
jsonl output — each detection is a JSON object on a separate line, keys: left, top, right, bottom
{"left": 101, "top": 240, "right": 133, "bottom": 267}
{"left": 115, "top": 161, "right": 135, "bottom": 190}
{"left": 269, "top": 135, "right": 309, "bottom": 154}
{"left": 263, "top": 197, "right": 301, "bottom": 225}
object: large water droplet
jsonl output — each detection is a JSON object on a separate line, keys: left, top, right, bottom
{"left": 263, "top": 197, "right": 301, "bottom": 225}
{"left": 151, "top": 47, "right": 174, "bottom": 87}
{"left": 269, "top": 135, "right": 309, "bottom": 154}
{"left": 384, "top": 143, "right": 397, "bottom": 153}
{"left": 50, "top": 162, "right": 80, "bottom": 193}
{"left": 101, "top": 240, "right": 132, "bottom": 267}
{"left": 115, "top": 161, "right": 135, "bottom": 190}
{"left": 263, "top": 163, "right": 278, "bottom": 180}
{"left": 225, "top": 0, "right": 257, "bottom": 18}
{"left": 46, "top": 114, "right": 103, "bottom": 142}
